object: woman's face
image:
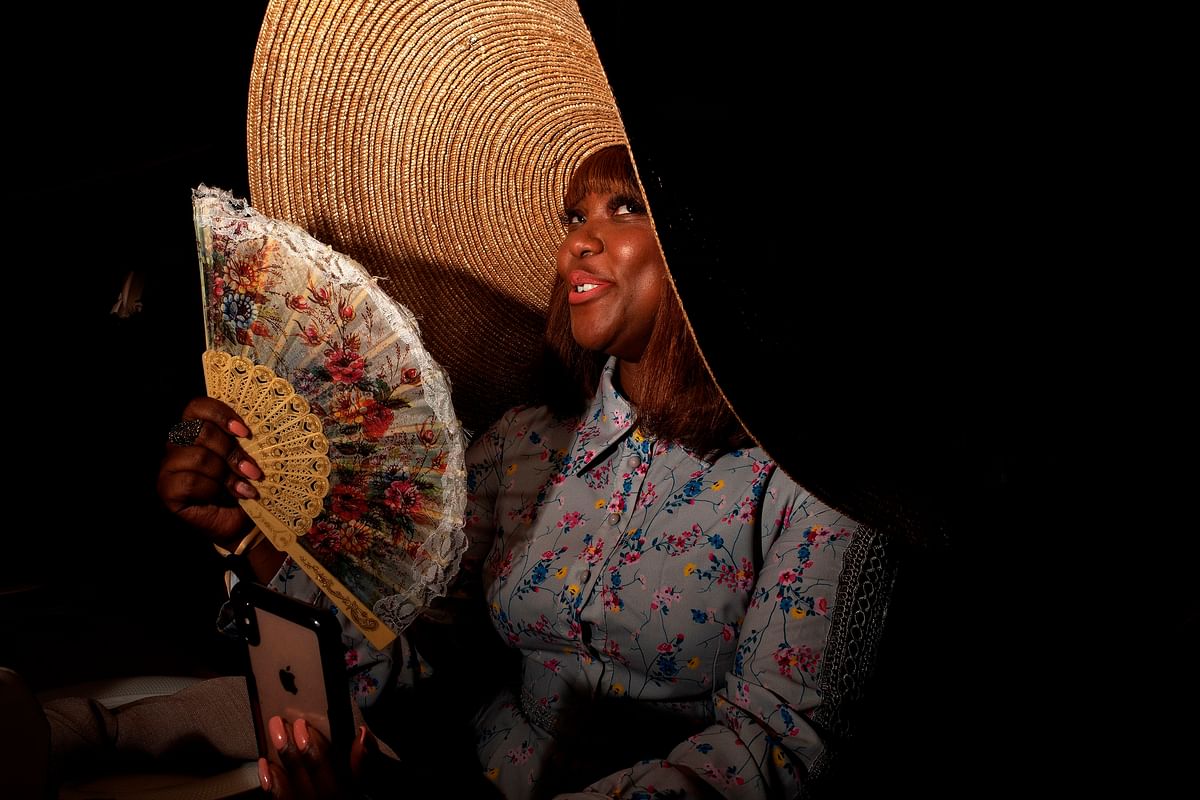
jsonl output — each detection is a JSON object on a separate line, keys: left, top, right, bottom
{"left": 557, "top": 191, "right": 665, "bottom": 362}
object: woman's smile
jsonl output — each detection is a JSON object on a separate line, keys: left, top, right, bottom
{"left": 556, "top": 192, "right": 665, "bottom": 361}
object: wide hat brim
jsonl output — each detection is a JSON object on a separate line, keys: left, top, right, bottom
{"left": 250, "top": 0, "right": 1052, "bottom": 544}
{"left": 249, "top": 0, "right": 625, "bottom": 436}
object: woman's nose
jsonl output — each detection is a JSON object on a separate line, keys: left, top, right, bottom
{"left": 563, "top": 226, "right": 602, "bottom": 259}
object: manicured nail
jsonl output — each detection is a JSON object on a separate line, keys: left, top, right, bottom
{"left": 268, "top": 716, "right": 287, "bottom": 751}
{"left": 228, "top": 419, "right": 251, "bottom": 437}
{"left": 293, "top": 718, "right": 310, "bottom": 752}
{"left": 358, "top": 725, "right": 368, "bottom": 746}
{"left": 239, "top": 459, "right": 264, "bottom": 480}
{"left": 234, "top": 481, "right": 258, "bottom": 499}
{"left": 258, "top": 757, "right": 272, "bottom": 792}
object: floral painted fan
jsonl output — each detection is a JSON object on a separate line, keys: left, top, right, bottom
{"left": 193, "top": 185, "right": 466, "bottom": 649}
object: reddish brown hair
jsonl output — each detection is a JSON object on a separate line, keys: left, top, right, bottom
{"left": 541, "top": 146, "right": 748, "bottom": 456}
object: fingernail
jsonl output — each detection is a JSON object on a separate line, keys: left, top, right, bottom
{"left": 293, "top": 718, "right": 310, "bottom": 752}
{"left": 228, "top": 419, "right": 251, "bottom": 437}
{"left": 358, "top": 725, "right": 368, "bottom": 746}
{"left": 239, "top": 459, "right": 264, "bottom": 480}
{"left": 268, "top": 716, "right": 287, "bottom": 751}
{"left": 234, "top": 481, "right": 258, "bottom": 499}
{"left": 258, "top": 757, "right": 272, "bottom": 792}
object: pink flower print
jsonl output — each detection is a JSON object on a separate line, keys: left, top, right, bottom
{"left": 637, "top": 483, "right": 658, "bottom": 509}
{"left": 721, "top": 624, "right": 735, "bottom": 642}
{"left": 651, "top": 586, "right": 681, "bottom": 611}
{"left": 778, "top": 569, "right": 798, "bottom": 586}
{"left": 543, "top": 659, "right": 561, "bottom": 673}
{"left": 505, "top": 743, "right": 535, "bottom": 765}
{"left": 816, "top": 597, "right": 829, "bottom": 615}
{"left": 552, "top": 473, "right": 567, "bottom": 485}
{"left": 580, "top": 539, "right": 606, "bottom": 564}
{"left": 607, "top": 495, "right": 626, "bottom": 514}
{"left": 775, "top": 504, "right": 794, "bottom": 530}
{"left": 657, "top": 642, "right": 675, "bottom": 654}
{"left": 557, "top": 511, "right": 583, "bottom": 529}
{"left": 805, "top": 525, "right": 831, "bottom": 546}
{"left": 717, "top": 558, "right": 756, "bottom": 592}
{"left": 773, "top": 644, "right": 821, "bottom": 677}
{"left": 542, "top": 550, "right": 556, "bottom": 560}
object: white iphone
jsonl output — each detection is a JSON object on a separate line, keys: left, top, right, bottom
{"left": 230, "top": 581, "right": 355, "bottom": 779}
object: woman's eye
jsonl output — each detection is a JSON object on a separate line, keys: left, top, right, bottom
{"left": 561, "top": 210, "right": 584, "bottom": 225}
{"left": 611, "top": 197, "right": 645, "bottom": 216}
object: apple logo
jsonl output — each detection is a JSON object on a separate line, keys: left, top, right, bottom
{"left": 278, "top": 666, "right": 299, "bottom": 695}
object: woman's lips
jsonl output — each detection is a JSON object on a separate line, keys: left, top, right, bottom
{"left": 567, "top": 271, "right": 611, "bottom": 305}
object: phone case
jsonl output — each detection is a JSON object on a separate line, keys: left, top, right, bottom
{"left": 230, "top": 581, "right": 354, "bottom": 776}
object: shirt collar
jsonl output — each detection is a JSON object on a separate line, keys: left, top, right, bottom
{"left": 567, "top": 357, "right": 637, "bottom": 474}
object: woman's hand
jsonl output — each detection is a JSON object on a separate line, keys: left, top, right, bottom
{"left": 156, "top": 397, "right": 262, "bottom": 547}
{"left": 257, "top": 716, "right": 377, "bottom": 799}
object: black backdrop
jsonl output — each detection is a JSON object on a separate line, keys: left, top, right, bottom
{"left": 9, "top": 2, "right": 271, "bottom": 685}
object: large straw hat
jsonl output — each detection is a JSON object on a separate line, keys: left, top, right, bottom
{"left": 248, "top": 0, "right": 624, "bottom": 437}
{"left": 249, "top": 0, "right": 1055, "bottom": 543}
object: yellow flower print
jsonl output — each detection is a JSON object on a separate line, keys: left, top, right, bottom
{"left": 632, "top": 428, "right": 645, "bottom": 443}
{"left": 712, "top": 479, "right": 725, "bottom": 491}
{"left": 595, "top": 498, "right": 607, "bottom": 509}
{"left": 790, "top": 607, "right": 807, "bottom": 619}
{"left": 505, "top": 463, "right": 518, "bottom": 475}
{"left": 684, "top": 563, "right": 698, "bottom": 576}
{"left": 486, "top": 768, "right": 500, "bottom": 781}
{"left": 772, "top": 747, "right": 788, "bottom": 768}
{"left": 687, "top": 657, "right": 701, "bottom": 669}
{"left": 554, "top": 566, "right": 568, "bottom": 579}
{"left": 611, "top": 683, "right": 624, "bottom": 696}
{"left": 567, "top": 584, "right": 580, "bottom": 597}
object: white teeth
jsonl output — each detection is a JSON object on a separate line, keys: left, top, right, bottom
{"left": 575, "top": 283, "right": 598, "bottom": 293}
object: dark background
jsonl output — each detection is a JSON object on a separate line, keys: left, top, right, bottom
{"left": 5, "top": 3, "right": 1190, "bottom": 797}
{"left": 8, "top": 2, "right": 271, "bottom": 686}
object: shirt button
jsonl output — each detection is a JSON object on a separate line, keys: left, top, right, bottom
{"left": 606, "top": 512, "right": 621, "bottom": 525}
{"left": 627, "top": 454, "right": 642, "bottom": 469}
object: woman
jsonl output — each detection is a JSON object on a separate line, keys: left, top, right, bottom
{"left": 154, "top": 145, "right": 873, "bottom": 799}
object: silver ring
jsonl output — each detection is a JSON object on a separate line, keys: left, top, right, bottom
{"left": 167, "top": 419, "right": 204, "bottom": 447}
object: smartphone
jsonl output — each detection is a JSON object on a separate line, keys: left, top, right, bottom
{"left": 230, "top": 581, "right": 355, "bottom": 779}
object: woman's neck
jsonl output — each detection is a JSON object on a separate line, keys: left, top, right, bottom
{"left": 616, "top": 358, "right": 645, "bottom": 406}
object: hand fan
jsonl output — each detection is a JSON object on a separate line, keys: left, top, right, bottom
{"left": 193, "top": 185, "right": 466, "bottom": 649}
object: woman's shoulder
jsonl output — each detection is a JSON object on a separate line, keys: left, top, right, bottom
{"left": 710, "top": 444, "right": 864, "bottom": 531}
{"left": 466, "top": 402, "right": 580, "bottom": 455}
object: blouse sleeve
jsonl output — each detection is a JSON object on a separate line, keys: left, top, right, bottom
{"left": 561, "top": 470, "right": 870, "bottom": 799}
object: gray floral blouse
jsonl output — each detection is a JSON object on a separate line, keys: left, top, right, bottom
{"left": 464, "top": 359, "right": 859, "bottom": 799}
{"left": 268, "top": 357, "right": 864, "bottom": 798}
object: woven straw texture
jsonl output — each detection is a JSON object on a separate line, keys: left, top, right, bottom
{"left": 249, "top": 0, "right": 625, "bottom": 434}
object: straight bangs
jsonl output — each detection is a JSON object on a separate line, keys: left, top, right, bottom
{"left": 564, "top": 145, "right": 642, "bottom": 210}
